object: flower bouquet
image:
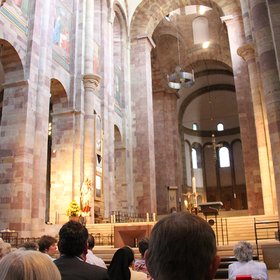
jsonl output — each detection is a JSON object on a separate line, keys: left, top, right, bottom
{"left": 66, "top": 200, "right": 81, "bottom": 218}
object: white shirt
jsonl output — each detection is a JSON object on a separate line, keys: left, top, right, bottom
{"left": 129, "top": 267, "right": 147, "bottom": 280}
{"left": 86, "top": 250, "right": 107, "bottom": 269}
{"left": 228, "top": 260, "right": 268, "bottom": 280}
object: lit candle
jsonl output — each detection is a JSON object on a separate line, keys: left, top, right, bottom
{"left": 113, "top": 214, "right": 116, "bottom": 223}
{"left": 192, "top": 176, "right": 196, "bottom": 194}
{"left": 146, "top": 212, "right": 149, "bottom": 222}
{"left": 152, "top": 212, "right": 156, "bottom": 222}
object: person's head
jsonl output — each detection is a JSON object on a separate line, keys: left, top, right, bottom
{"left": 38, "top": 235, "right": 57, "bottom": 256}
{"left": 233, "top": 241, "right": 253, "bottom": 262}
{"left": 146, "top": 212, "right": 220, "bottom": 280}
{"left": 57, "top": 220, "right": 88, "bottom": 257}
{"left": 138, "top": 238, "right": 149, "bottom": 257}
{"left": 0, "top": 249, "right": 61, "bottom": 280}
{"left": 0, "top": 241, "right": 11, "bottom": 259}
{"left": 87, "top": 234, "right": 95, "bottom": 250}
{"left": 19, "top": 241, "right": 39, "bottom": 251}
{"left": 108, "top": 246, "right": 134, "bottom": 280}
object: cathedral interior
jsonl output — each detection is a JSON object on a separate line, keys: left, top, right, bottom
{"left": 0, "top": 0, "right": 280, "bottom": 238}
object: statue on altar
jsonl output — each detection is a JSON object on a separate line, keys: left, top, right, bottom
{"left": 80, "top": 178, "right": 92, "bottom": 215}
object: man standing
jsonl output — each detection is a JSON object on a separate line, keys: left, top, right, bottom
{"left": 54, "top": 221, "right": 109, "bottom": 280}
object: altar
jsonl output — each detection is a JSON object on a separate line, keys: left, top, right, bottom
{"left": 198, "top": 201, "right": 223, "bottom": 218}
{"left": 114, "top": 223, "right": 154, "bottom": 248}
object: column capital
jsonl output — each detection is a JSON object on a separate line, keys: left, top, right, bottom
{"left": 82, "top": 74, "right": 102, "bottom": 91}
{"left": 237, "top": 43, "right": 255, "bottom": 62}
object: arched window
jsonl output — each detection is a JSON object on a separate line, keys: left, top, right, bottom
{"left": 192, "top": 16, "right": 209, "bottom": 45}
{"left": 192, "top": 123, "right": 198, "bottom": 130}
{"left": 219, "top": 147, "right": 230, "bottom": 167}
{"left": 217, "top": 123, "right": 224, "bottom": 131}
{"left": 192, "top": 148, "right": 198, "bottom": 169}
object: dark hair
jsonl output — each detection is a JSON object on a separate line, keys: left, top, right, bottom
{"left": 19, "top": 241, "right": 39, "bottom": 251}
{"left": 58, "top": 221, "right": 88, "bottom": 257}
{"left": 108, "top": 246, "right": 134, "bottom": 280}
{"left": 146, "top": 212, "right": 217, "bottom": 280}
{"left": 38, "top": 235, "right": 57, "bottom": 252}
{"left": 138, "top": 238, "right": 149, "bottom": 257}
{"left": 87, "top": 234, "right": 95, "bottom": 250}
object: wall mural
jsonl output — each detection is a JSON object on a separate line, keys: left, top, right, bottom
{"left": 12, "top": 0, "right": 29, "bottom": 18}
{"left": 52, "top": 0, "right": 72, "bottom": 66}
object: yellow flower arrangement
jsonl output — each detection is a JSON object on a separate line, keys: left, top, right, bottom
{"left": 66, "top": 200, "right": 81, "bottom": 217}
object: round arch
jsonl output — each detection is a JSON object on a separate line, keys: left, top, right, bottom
{"left": 0, "top": 39, "right": 24, "bottom": 84}
{"left": 130, "top": 0, "right": 241, "bottom": 40}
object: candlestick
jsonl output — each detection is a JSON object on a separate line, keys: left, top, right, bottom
{"left": 152, "top": 212, "right": 156, "bottom": 222}
{"left": 146, "top": 212, "right": 149, "bottom": 222}
{"left": 192, "top": 176, "right": 196, "bottom": 194}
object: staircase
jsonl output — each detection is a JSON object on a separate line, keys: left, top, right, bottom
{"left": 86, "top": 214, "right": 279, "bottom": 247}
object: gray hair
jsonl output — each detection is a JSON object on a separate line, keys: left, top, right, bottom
{"left": 233, "top": 241, "right": 253, "bottom": 262}
{"left": 0, "top": 249, "right": 61, "bottom": 280}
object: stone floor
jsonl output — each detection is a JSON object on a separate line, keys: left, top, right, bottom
{"left": 268, "top": 269, "right": 280, "bottom": 279}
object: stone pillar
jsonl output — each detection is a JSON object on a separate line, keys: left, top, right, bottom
{"left": 0, "top": 80, "right": 34, "bottom": 236}
{"left": 238, "top": 43, "right": 275, "bottom": 214}
{"left": 153, "top": 89, "right": 182, "bottom": 214}
{"left": 266, "top": 0, "right": 280, "bottom": 81}
{"left": 102, "top": 7, "right": 116, "bottom": 217}
{"left": 82, "top": 0, "right": 98, "bottom": 222}
{"left": 82, "top": 74, "right": 101, "bottom": 221}
{"left": 130, "top": 35, "right": 157, "bottom": 213}
{"left": 31, "top": 0, "right": 54, "bottom": 235}
{"left": 224, "top": 16, "right": 264, "bottom": 214}
{"left": 249, "top": 0, "right": 280, "bottom": 217}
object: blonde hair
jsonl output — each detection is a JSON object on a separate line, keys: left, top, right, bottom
{"left": 0, "top": 242, "right": 11, "bottom": 259}
{"left": 0, "top": 249, "right": 61, "bottom": 280}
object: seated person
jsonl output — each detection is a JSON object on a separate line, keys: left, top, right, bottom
{"left": 134, "top": 238, "right": 150, "bottom": 276}
{"left": 146, "top": 212, "right": 220, "bottom": 280}
{"left": 19, "top": 241, "right": 39, "bottom": 251}
{"left": 228, "top": 241, "right": 268, "bottom": 280}
{"left": 38, "top": 235, "right": 58, "bottom": 260}
{"left": 0, "top": 241, "right": 11, "bottom": 260}
{"left": 0, "top": 249, "right": 61, "bottom": 280}
{"left": 108, "top": 246, "right": 147, "bottom": 280}
{"left": 54, "top": 221, "right": 109, "bottom": 280}
{"left": 86, "top": 234, "right": 107, "bottom": 269}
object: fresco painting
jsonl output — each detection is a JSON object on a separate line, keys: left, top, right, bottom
{"left": 53, "top": 0, "right": 72, "bottom": 64}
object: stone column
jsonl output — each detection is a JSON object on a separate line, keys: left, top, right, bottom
{"left": 266, "top": 0, "right": 280, "bottom": 81}
{"left": 249, "top": 0, "right": 280, "bottom": 217}
{"left": 102, "top": 7, "right": 116, "bottom": 217}
{"left": 224, "top": 16, "right": 264, "bottom": 214}
{"left": 82, "top": 74, "right": 101, "bottom": 221}
{"left": 0, "top": 80, "right": 33, "bottom": 236}
{"left": 238, "top": 43, "right": 275, "bottom": 214}
{"left": 130, "top": 35, "right": 157, "bottom": 213}
{"left": 82, "top": 0, "right": 99, "bottom": 222}
{"left": 153, "top": 88, "right": 182, "bottom": 214}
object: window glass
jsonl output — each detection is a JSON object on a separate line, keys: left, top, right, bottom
{"left": 217, "top": 123, "right": 224, "bottom": 131}
{"left": 192, "top": 16, "right": 209, "bottom": 44}
{"left": 192, "top": 123, "right": 198, "bottom": 130}
{"left": 192, "top": 148, "right": 198, "bottom": 169}
{"left": 219, "top": 147, "right": 230, "bottom": 167}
